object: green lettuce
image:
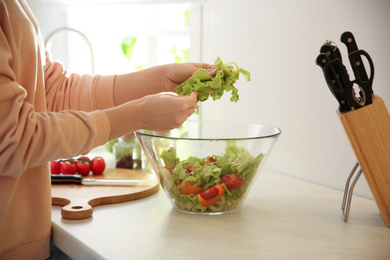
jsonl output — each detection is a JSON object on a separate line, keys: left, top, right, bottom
{"left": 160, "top": 147, "right": 179, "bottom": 167}
{"left": 175, "top": 57, "right": 251, "bottom": 114}
{"left": 159, "top": 142, "right": 264, "bottom": 213}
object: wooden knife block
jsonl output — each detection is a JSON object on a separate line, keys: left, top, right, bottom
{"left": 337, "top": 95, "right": 390, "bottom": 227}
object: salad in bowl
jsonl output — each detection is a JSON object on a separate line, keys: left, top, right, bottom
{"left": 135, "top": 120, "right": 281, "bottom": 215}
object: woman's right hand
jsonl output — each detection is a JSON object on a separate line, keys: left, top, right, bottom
{"left": 104, "top": 92, "right": 198, "bottom": 140}
{"left": 136, "top": 91, "right": 199, "bottom": 131}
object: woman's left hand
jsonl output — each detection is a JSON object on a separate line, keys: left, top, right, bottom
{"left": 113, "top": 62, "right": 216, "bottom": 106}
{"left": 162, "top": 63, "right": 216, "bottom": 93}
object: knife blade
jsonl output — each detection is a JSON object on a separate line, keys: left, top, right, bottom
{"left": 51, "top": 174, "right": 157, "bottom": 186}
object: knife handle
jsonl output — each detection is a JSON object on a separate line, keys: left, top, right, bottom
{"left": 341, "top": 31, "right": 359, "bottom": 53}
{"left": 341, "top": 31, "right": 370, "bottom": 82}
{"left": 51, "top": 174, "right": 83, "bottom": 184}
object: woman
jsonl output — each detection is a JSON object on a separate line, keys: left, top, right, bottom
{"left": 0, "top": 1, "right": 214, "bottom": 259}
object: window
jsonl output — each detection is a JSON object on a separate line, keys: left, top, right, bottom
{"left": 46, "top": 2, "right": 203, "bottom": 75}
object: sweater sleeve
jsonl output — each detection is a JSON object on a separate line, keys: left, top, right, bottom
{"left": 0, "top": 84, "right": 111, "bottom": 176}
{"left": 0, "top": 35, "right": 115, "bottom": 177}
{"left": 44, "top": 55, "right": 117, "bottom": 112}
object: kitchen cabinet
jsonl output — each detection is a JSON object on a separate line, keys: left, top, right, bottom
{"left": 51, "top": 169, "right": 390, "bottom": 260}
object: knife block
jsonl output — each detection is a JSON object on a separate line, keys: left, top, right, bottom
{"left": 337, "top": 95, "right": 390, "bottom": 227}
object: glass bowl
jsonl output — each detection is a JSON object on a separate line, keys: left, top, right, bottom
{"left": 135, "top": 120, "right": 281, "bottom": 215}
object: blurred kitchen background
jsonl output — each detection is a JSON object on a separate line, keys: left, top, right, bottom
{"left": 28, "top": 0, "right": 390, "bottom": 200}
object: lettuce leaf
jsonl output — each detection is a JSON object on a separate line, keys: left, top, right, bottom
{"left": 175, "top": 57, "right": 251, "bottom": 114}
{"left": 160, "top": 147, "right": 179, "bottom": 167}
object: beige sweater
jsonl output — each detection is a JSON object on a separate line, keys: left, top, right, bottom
{"left": 0, "top": 1, "right": 117, "bottom": 258}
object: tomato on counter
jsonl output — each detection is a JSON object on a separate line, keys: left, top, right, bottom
{"left": 60, "top": 161, "right": 77, "bottom": 175}
{"left": 75, "top": 157, "right": 92, "bottom": 176}
{"left": 50, "top": 156, "right": 106, "bottom": 176}
{"left": 91, "top": 156, "right": 106, "bottom": 175}
{"left": 50, "top": 161, "right": 61, "bottom": 174}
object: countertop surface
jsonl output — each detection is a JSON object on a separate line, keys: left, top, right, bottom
{"left": 51, "top": 169, "right": 390, "bottom": 260}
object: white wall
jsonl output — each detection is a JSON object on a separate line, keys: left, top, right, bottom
{"left": 28, "top": 0, "right": 390, "bottom": 199}
{"left": 200, "top": 0, "right": 390, "bottom": 198}
{"left": 27, "top": 0, "right": 68, "bottom": 39}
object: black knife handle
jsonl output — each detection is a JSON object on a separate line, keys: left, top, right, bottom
{"left": 341, "top": 31, "right": 369, "bottom": 82}
{"left": 316, "top": 53, "right": 353, "bottom": 112}
{"left": 51, "top": 174, "right": 83, "bottom": 184}
{"left": 320, "top": 44, "right": 342, "bottom": 62}
{"left": 341, "top": 31, "right": 358, "bottom": 53}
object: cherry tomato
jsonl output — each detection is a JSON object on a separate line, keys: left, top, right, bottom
{"left": 204, "top": 157, "right": 216, "bottom": 165}
{"left": 187, "top": 166, "right": 198, "bottom": 174}
{"left": 92, "top": 156, "right": 106, "bottom": 175}
{"left": 199, "top": 186, "right": 218, "bottom": 200}
{"left": 78, "top": 156, "right": 91, "bottom": 163}
{"left": 50, "top": 161, "right": 61, "bottom": 174}
{"left": 221, "top": 173, "right": 244, "bottom": 189}
{"left": 165, "top": 166, "right": 175, "bottom": 174}
{"left": 60, "top": 161, "right": 77, "bottom": 175}
{"left": 75, "top": 159, "right": 91, "bottom": 176}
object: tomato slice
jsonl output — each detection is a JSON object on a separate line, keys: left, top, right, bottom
{"left": 221, "top": 173, "right": 244, "bottom": 189}
{"left": 198, "top": 184, "right": 225, "bottom": 207}
{"left": 165, "top": 166, "right": 175, "bottom": 174}
{"left": 204, "top": 157, "right": 216, "bottom": 165}
{"left": 199, "top": 186, "right": 218, "bottom": 200}
{"left": 187, "top": 166, "right": 198, "bottom": 174}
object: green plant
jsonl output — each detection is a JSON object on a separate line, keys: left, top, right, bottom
{"left": 184, "top": 9, "right": 189, "bottom": 28}
{"left": 121, "top": 37, "right": 137, "bottom": 59}
{"left": 170, "top": 46, "right": 189, "bottom": 63}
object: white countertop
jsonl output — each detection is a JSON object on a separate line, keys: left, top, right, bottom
{"left": 51, "top": 169, "right": 390, "bottom": 260}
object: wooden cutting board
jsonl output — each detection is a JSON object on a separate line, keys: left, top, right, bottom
{"left": 52, "top": 168, "right": 159, "bottom": 220}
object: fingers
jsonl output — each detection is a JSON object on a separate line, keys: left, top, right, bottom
{"left": 188, "top": 63, "right": 217, "bottom": 76}
{"left": 200, "top": 63, "right": 214, "bottom": 70}
{"left": 208, "top": 69, "right": 218, "bottom": 77}
{"left": 184, "top": 91, "right": 198, "bottom": 110}
{"left": 187, "top": 62, "right": 214, "bottom": 70}
{"left": 138, "top": 92, "right": 199, "bottom": 131}
{"left": 188, "top": 91, "right": 198, "bottom": 104}
{"left": 183, "top": 92, "right": 199, "bottom": 118}
{"left": 176, "top": 91, "right": 198, "bottom": 120}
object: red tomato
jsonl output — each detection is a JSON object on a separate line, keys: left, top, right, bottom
{"left": 165, "top": 166, "right": 175, "bottom": 174}
{"left": 187, "top": 166, "right": 198, "bottom": 174}
{"left": 221, "top": 173, "right": 244, "bottom": 189}
{"left": 78, "top": 156, "right": 91, "bottom": 163}
{"left": 60, "top": 161, "right": 77, "bottom": 175}
{"left": 204, "top": 157, "right": 216, "bottom": 165}
{"left": 92, "top": 156, "right": 106, "bottom": 175}
{"left": 50, "top": 161, "right": 61, "bottom": 174}
{"left": 199, "top": 186, "right": 218, "bottom": 200}
{"left": 75, "top": 159, "right": 91, "bottom": 176}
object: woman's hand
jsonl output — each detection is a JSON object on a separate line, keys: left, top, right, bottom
{"left": 137, "top": 91, "right": 199, "bottom": 131}
{"left": 114, "top": 63, "right": 214, "bottom": 106}
{"left": 105, "top": 91, "right": 199, "bottom": 140}
{"left": 162, "top": 63, "right": 216, "bottom": 93}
